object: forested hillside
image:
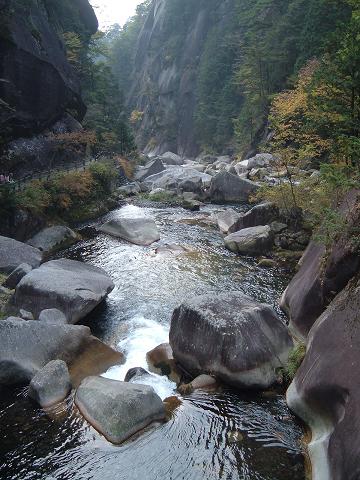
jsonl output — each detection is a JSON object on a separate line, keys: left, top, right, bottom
{"left": 109, "top": 0, "right": 358, "bottom": 163}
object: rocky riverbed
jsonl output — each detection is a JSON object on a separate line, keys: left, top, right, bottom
{"left": 0, "top": 201, "right": 305, "bottom": 480}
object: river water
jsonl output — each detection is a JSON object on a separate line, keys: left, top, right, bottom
{"left": 0, "top": 202, "right": 305, "bottom": 480}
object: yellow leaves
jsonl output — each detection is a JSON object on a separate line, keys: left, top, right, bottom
{"left": 130, "top": 110, "right": 144, "bottom": 124}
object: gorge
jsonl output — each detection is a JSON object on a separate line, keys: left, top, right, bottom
{"left": 0, "top": 1, "right": 359, "bottom": 480}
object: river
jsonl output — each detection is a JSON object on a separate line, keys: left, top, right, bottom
{"left": 0, "top": 201, "right": 305, "bottom": 480}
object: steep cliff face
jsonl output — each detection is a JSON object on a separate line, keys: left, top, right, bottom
{"left": 0, "top": 0, "right": 97, "bottom": 144}
{"left": 127, "top": 0, "right": 235, "bottom": 157}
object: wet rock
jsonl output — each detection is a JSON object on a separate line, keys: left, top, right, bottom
{"left": 146, "top": 343, "right": 180, "bottom": 382}
{"left": 228, "top": 203, "right": 279, "bottom": 234}
{"left": 124, "top": 367, "right": 152, "bottom": 383}
{"left": 0, "top": 319, "right": 123, "bottom": 386}
{"left": 28, "top": 360, "right": 71, "bottom": 408}
{"left": 182, "top": 199, "right": 202, "bottom": 211}
{"left": 3, "top": 263, "right": 32, "bottom": 290}
{"left": 14, "top": 259, "right": 114, "bottom": 324}
{"left": 170, "top": 292, "right": 293, "bottom": 389}
{"left": 214, "top": 209, "right": 242, "bottom": 234}
{"left": 287, "top": 277, "right": 360, "bottom": 480}
{"left": 209, "top": 172, "right": 259, "bottom": 203}
{"left": 39, "top": 308, "right": 67, "bottom": 324}
{"left": 224, "top": 225, "right": 274, "bottom": 255}
{"left": 135, "top": 158, "right": 166, "bottom": 181}
{"left": 27, "top": 226, "right": 78, "bottom": 254}
{"left": 75, "top": 376, "right": 166, "bottom": 445}
{"left": 99, "top": 217, "right": 160, "bottom": 246}
{"left": 0, "top": 236, "right": 42, "bottom": 274}
{"left": 155, "top": 244, "right": 190, "bottom": 256}
{"left": 257, "top": 258, "right": 277, "bottom": 268}
{"left": 178, "top": 374, "right": 217, "bottom": 394}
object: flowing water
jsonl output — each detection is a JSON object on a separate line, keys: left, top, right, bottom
{"left": 0, "top": 202, "right": 305, "bottom": 480}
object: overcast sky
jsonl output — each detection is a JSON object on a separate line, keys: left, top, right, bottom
{"left": 90, "top": 0, "right": 142, "bottom": 29}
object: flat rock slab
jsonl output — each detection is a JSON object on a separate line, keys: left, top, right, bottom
{"left": 75, "top": 376, "right": 166, "bottom": 444}
{"left": 170, "top": 292, "right": 293, "bottom": 389}
{"left": 14, "top": 258, "right": 114, "bottom": 323}
{"left": 0, "top": 319, "right": 123, "bottom": 386}
{"left": 224, "top": 225, "right": 274, "bottom": 255}
{"left": 27, "top": 225, "right": 78, "bottom": 253}
{"left": 28, "top": 359, "right": 71, "bottom": 408}
{"left": 0, "top": 235, "right": 42, "bottom": 274}
{"left": 99, "top": 218, "right": 160, "bottom": 246}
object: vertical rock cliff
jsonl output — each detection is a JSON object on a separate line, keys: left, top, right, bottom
{"left": 127, "top": 0, "right": 236, "bottom": 157}
{"left": 0, "top": 0, "right": 97, "bottom": 144}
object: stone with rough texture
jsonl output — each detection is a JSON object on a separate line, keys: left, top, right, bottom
{"left": 280, "top": 190, "right": 360, "bottom": 340}
{"left": 287, "top": 277, "right": 360, "bottom": 480}
{"left": 0, "top": 319, "right": 123, "bottom": 386}
{"left": 159, "top": 152, "right": 183, "bottom": 165}
{"left": 28, "top": 360, "right": 71, "bottom": 408}
{"left": 14, "top": 259, "right": 114, "bottom": 324}
{"left": 170, "top": 292, "right": 293, "bottom": 389}
{"left": 27, "top": 226, "right": 78, "bottom": 253}
{"left": 39, "top": 309, "right": 67, "bottom": 324}
{"left": 224, "top": 225, "right": 274, "bottom": 255}
{"left": 124, "top": 367, "right": 152, "bottom": 383}
{"left": 143, "top": 166, "right": 212, "bottom": 192}
{"left": 214, "top": 209, "right": 242, "bottom": 234}
{"left": 146, "top": 343, "right": 180, "bottom": 382}
{"left": 228, "top": 203, "right": 279, "bottom": 234}
{"left": 0, "top": 236, "right": 42, "bottom": 274}
{"left": 135, "top": 158, "right": 166, "bottom": 181}
{"left": 247, "top": 153, "right": 275, "bottom": 169}
{"left": 209, "top": 172, "right": 258, "bottom": 203}
{"left": 3, "top": 263, "right": 32, "bottom": 290}
{"left": 99, "top": 218, "right": 160, "bottom": 246}
{"left": 75, "top": 376, "right": 166, "bottom": 444}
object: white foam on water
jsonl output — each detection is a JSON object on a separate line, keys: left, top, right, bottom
{"left": 103, "top": 315, "right": 176, "bottom": 400}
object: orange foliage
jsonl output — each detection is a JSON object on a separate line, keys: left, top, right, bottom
{"left": 115, "top": 156, "right": 134, "bottom": 179}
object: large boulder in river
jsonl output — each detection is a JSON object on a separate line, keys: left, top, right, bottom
{"left": 143, "top": 166, "right": 212, "bottom": 192}
{"left": 75, "top": 376, "right": 166, "bottom": 444}
{"left": 99, "top": 218, "right": 160, "bottom": 246}
{"left": 159, "top": 152, "right": 183, "bottom": 165}
{"left": 228, "top": 202, "right": 279, "bottom": 234}
{"left": 13, "top": 259, "right": 114, "bottom": 323}
{"left": 287, "top": 276, "right": 360, "bottom": 480}
{"left": 209, "top": 172, "right": 259, "bottom": 203}
{"left": 28, "top": 360, "right": 71, "bottom": 408}
{"left": 27, "top": 225, "right": 78, "bottom": 253}
{"left": 214, "top": 209, "right": 242, "bottom": 234}
{"left": 224, "top": 225, "right": 274, "bottom": 255}
{"left": 0, "top": 318, "right": 123, "bottom": 386}
{"left": 169, "top": 292, "right": 293, "bottom": 389}
{"left": 280, "top": 190, "right": 360, "bottom": 340}
{"left": 0, "top": 236, "right": 42, "bottom": 274}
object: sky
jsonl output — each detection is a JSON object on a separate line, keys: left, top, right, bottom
{"left": 90, "top": 0, "right": 142, "bottom": 30}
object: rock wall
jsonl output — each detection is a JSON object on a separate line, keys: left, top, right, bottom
{"left": 127, "top": 0, "right": 235, "bottom": 157}
{"left": 0, "top": 0, "right": 97, "bottom": 144}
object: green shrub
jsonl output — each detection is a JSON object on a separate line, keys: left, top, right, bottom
{"left": 283, "top": 343, "right": 307, "bottom": 383}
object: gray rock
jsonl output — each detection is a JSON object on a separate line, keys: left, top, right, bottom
{"left": 209, "top": 172, "right": 259, "bottom": 203}
{"left": 124, "top": 367, "right": 152, "bottom": 383}
{"left": 75, "top": 376, "right": 166, "bottom": 444}
{"left": 170, "top": 292, "right": 293, "bottom": 389}
{"left": 3, "top": 263, "right": 32, "bottom": 290}
{"left": 135, "top": 158, "right": 166, "bottom": 181}
{"left": 143, "top": 166, "right": 212, "bottom": 192}
{"left": 0, "top": 319, "right": 123, "bottom": 386}
{"left": 14, "top": 259, "right": 114, "bottom": 324}
{"left": 247, "top": 153, "right": 275, "bottom": 169}
{"left": 159, "top": 152, "right": 183, "bottom": 165}
{"left": 39, "top": 308, "right": 67, "bottom": 324}
{"left": 118, "top": 183, "right": 141, "bottom": 196}
{"left": 214, "top": 209, "right": 241, "bottom": 234}
{"left": 234, "top": 160, "right": 249, "bottom": 175}
{"left": 228, "top": 202, "right": 279, "bottom": 234}
{"left": 99, "top": 218, "right": 160, "bottom": 246}
{"left": 19, "top": 309, "right": 34, "bottom": 321}
{"left": 270, "top": 221, "right": 288, "bottom": 234}
{"left": 27, "top": 226, "right": 78, "bottom": 253}
{"left": 28, "top": 360, "right": 71, "bottom": 407}
{"left": 0, "top": 236, "right": 42, "bottom": 274}
{"left": 224, "top": 225, "right": 274, "bottom": 255}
